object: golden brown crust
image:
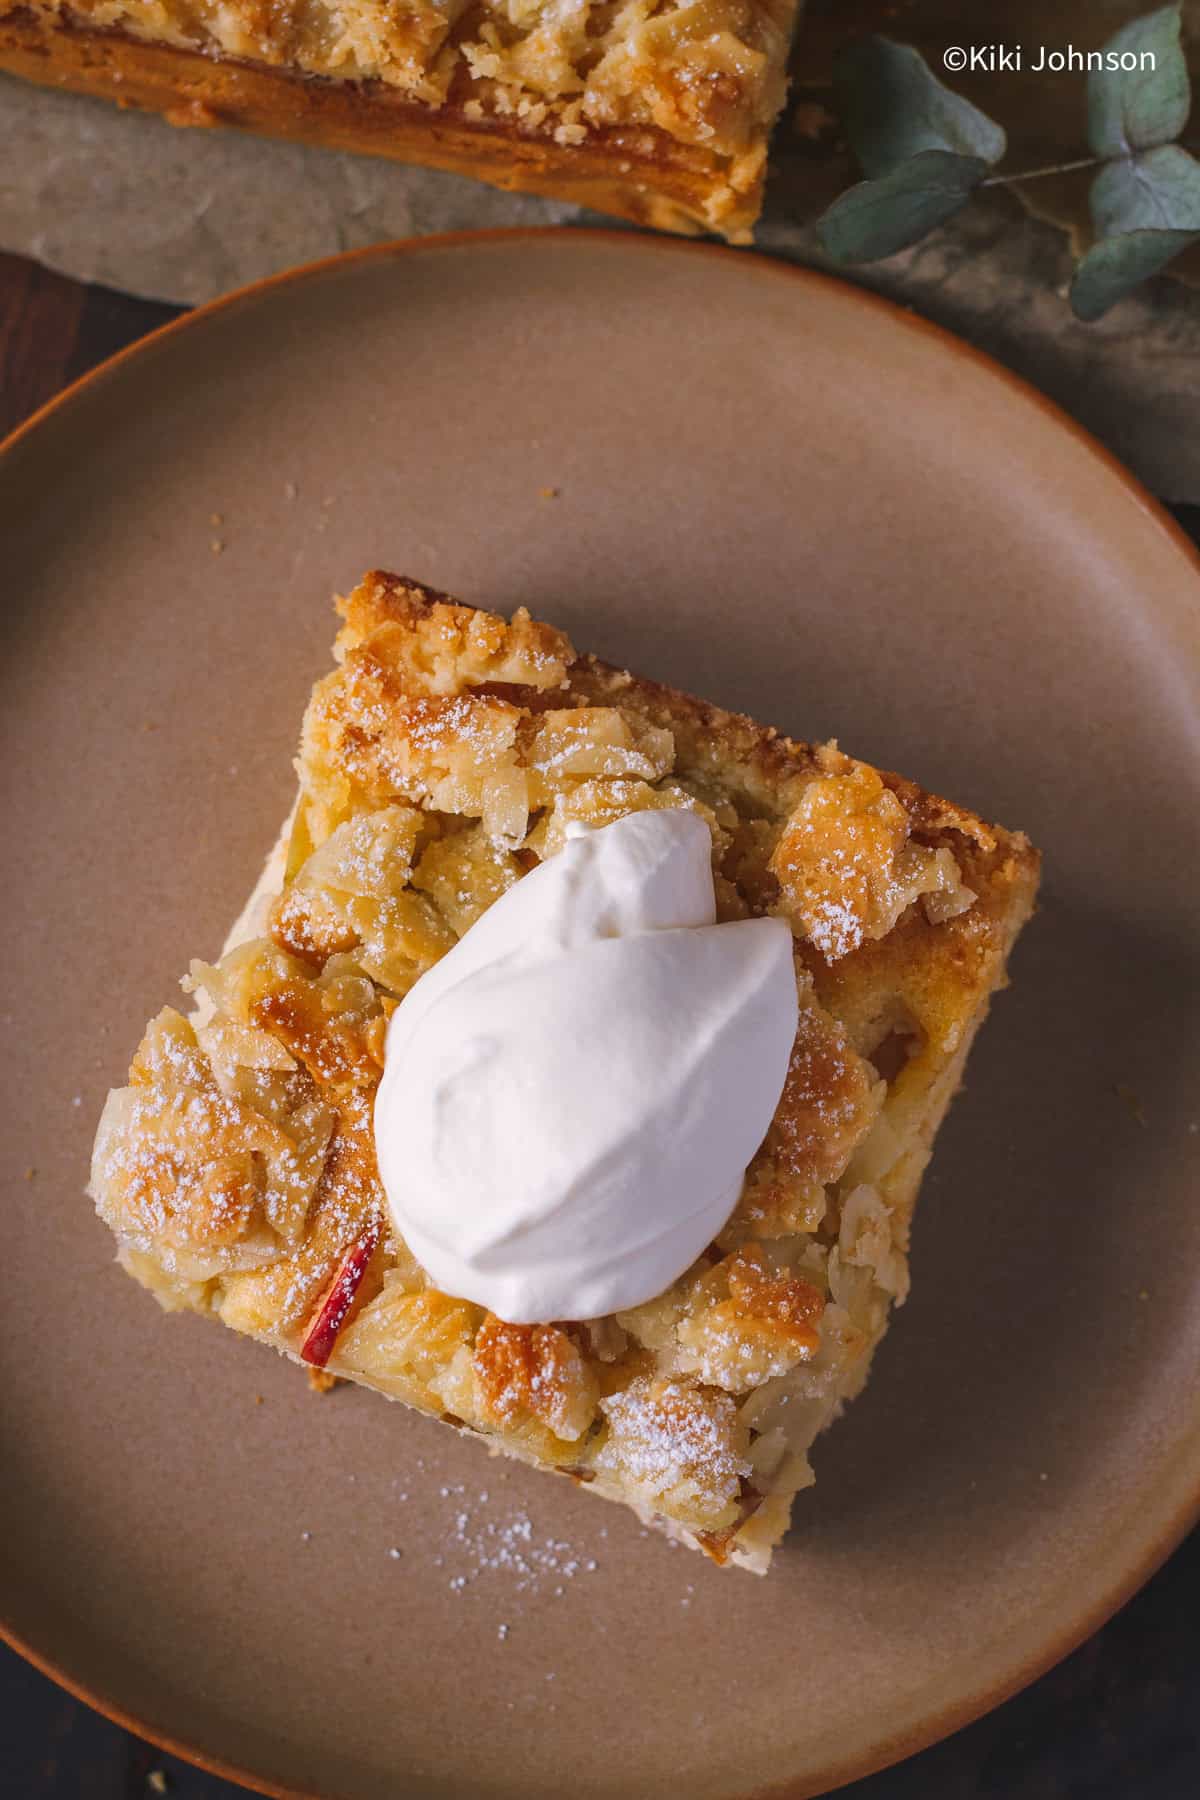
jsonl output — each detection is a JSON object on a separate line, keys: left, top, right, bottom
{"left": 728, "top": 984, "right": 879, "bottom": 1240}
{"left": 90, "top": 570, "right": 1039, "bottom": 1572}
{"left": 473, "top": 1316, "right": 599, "bottom": 1440}
{"left": 0, "top": 7, "right": 777, "bottom": 237}
{"left": 708, "top": 1244, "right": 823, "bottom": 1354}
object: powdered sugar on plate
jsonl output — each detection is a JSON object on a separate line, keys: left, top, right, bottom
{"left": 389, "top": 1479, "right": 603, "bottom": 1606}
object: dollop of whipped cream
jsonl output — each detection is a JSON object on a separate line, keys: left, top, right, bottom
{"left": 374, "top": 810, "right": 798, "bottom": 1322}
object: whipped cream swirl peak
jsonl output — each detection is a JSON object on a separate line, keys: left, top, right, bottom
{"left": 374, "top": 809, "right": 798, "bottom": 1322}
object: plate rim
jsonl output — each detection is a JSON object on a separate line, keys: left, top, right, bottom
{"left": 3, "top": 223, "right": 1198, "bottom": 1800}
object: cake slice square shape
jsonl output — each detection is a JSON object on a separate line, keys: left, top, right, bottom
{"left": 91, "top": 572, "right": 1039, "bottom": 1571}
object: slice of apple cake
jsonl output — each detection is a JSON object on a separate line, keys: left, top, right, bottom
{"left": 0, "top": 0, "right": 802, "bottom": 240}
{"left": 90, "top": 572, "right": 1039, "bottom": 1572}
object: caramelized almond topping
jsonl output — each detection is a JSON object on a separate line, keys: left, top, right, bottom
{"left": 252, "top": 982, "right": 379, "bottom": 1095}
{"left": 759, "top": 993, "right": 878, "bottom": 1186}
{"left": 473, "top": 1315, "right": 598, "bottom": 1442}
{"left": 723, "top": 1245, "right": 823, "bottom": 1348}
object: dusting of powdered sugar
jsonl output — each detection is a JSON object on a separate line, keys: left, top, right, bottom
{"left": 386, "top": 1478, "right": 603, "bottom": 1607}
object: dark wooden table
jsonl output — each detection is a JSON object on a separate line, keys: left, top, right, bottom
{"left": 2, "top": 246, "right": 1197, "bottom": 1800}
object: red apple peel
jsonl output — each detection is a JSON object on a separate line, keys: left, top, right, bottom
{"left": 300, "top": 1220, "right": 381, "bottom": 1367}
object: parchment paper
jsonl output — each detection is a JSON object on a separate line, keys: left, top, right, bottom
{"left": 3, "top": 0, "right": 1200, "bottom": 499}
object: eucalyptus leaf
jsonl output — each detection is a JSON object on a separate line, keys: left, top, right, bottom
{"left": 1090, "top": 143, "right": 1200, "bottom": 235}
{"left": 816, "top": 151, "right": 987, "bottom": 264}
{"left": 834, "top": 38, "right": 1006, "bottom": 179}
{"left": 1087, "top": 3, "right": 1190, "bottom": 158}
{"left": 1070, "top": 228, "right": 1200, "bottom": 319}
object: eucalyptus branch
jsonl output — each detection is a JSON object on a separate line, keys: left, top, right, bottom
{"left": 983, "top": 141, "right": 1200, "bottom": 188}
{"left": 982, "top": 157, "right": 1105, "bottom": 187}
{"left": 815, "top": 4, "right": 1200, "bottom": 319}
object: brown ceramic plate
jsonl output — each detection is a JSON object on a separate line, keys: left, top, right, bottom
{"left": 3, "top": 230, "right": 1199, "bottom": 1800}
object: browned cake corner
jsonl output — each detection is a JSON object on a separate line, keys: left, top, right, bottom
{"left": 90, "top": 571, "right": 1039, "bottom": 1572}
{"left": 0, "top": 0, "right": 804, "bottom": 239}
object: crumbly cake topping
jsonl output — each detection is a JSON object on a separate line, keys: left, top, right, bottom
{"left": 90, "top": 571, "right": 1039, "bottom": 1566}
{"left": 596, "top": 1376, "right": 751, "bottom": 1530}
{"left": 473, "top": 1317, "right": 600, "bottom": 1442}
{"left": 22, "top": 0, "right": 797, "bottom": 175}
{"left": 768, "top": 753, "right": 975, "bottom": 962}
